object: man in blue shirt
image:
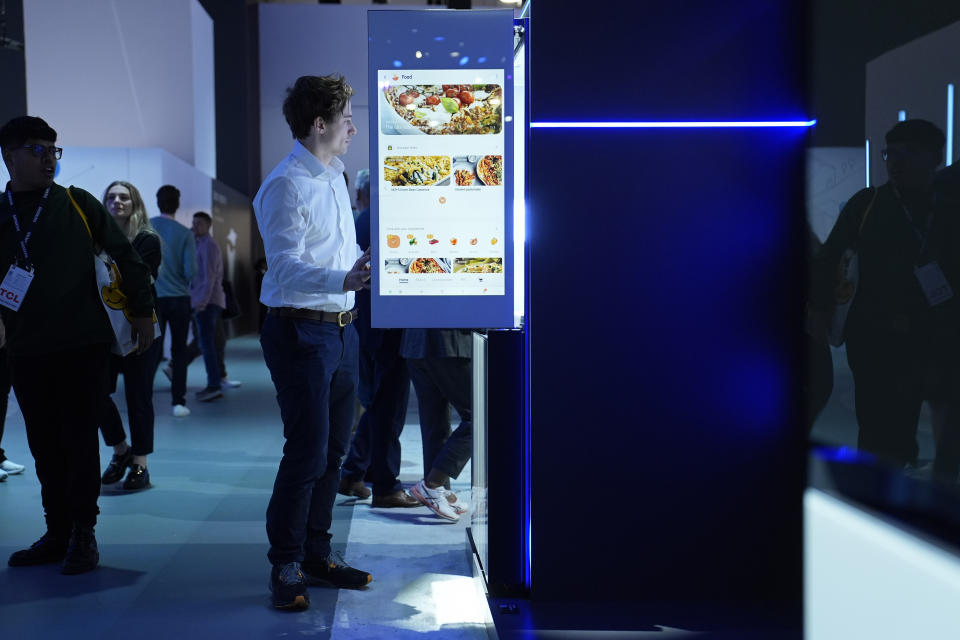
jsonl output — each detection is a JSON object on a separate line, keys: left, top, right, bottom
{"left": 151, "top": 185, "right": 196, "bottom": 417}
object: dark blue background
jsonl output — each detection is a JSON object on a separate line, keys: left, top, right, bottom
{"left": 526, "top": 1, "right": 808, "bottom": 608}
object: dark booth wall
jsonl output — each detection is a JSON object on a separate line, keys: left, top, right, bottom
{"left": 527, "top": 1, "right": 807, "bottom": 607}
{"left": 0, "top": 0, "right": 26, "bottom": 126}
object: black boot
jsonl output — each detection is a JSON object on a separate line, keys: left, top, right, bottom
{"left": 8, "top": 531, "right": 69, "bottom": 567}
{"left": 61, "top": 526, "right": 99, "bottom": 575}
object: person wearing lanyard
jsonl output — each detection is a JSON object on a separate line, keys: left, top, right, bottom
{"left": 0, "top": 116, "right": 155, "bottom": 574}
{"left": 253, "top": 75, "right": 372, "bottom": 611}
{"left": 811, "top": 119, "right": 960, "bottom": 470}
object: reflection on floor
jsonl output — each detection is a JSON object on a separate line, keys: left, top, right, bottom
{"left": 0, "top": 337, "right": 487, "bottom": 639}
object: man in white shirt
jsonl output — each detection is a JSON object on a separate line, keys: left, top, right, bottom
{"left": 253, "top": 75, "right": 372, "bottom": 611}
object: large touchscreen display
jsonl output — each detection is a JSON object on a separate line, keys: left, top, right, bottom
{"left": 377, "top": 70, "right": 506, "bottom": 298}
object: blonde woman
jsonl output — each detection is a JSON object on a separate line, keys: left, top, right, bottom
{"left": 98, "top": 181, "right": 161, "bottom": 490}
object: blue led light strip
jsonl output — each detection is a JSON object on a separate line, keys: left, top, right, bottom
{"left": 531, "top": 120, "right": 816, "bottom": 128}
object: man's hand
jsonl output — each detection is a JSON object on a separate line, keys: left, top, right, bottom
{"left": 343, "top": 249, "right": 372, "bottom": 292}
{"left": 196, "top": 303, "right": 207, "bottom": 313}
{"left": 130, "top": 316, "right": 155, "bottom": 354}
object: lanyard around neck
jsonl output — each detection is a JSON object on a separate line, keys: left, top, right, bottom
{"left": 5, "top": 186, "right": 51, "bottom": 264}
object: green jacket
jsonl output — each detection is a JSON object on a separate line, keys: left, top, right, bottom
{"left": 0, "top": 183, "right": 153, "bottom": 357}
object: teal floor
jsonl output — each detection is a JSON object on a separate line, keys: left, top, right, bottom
{"left": 0, "top": 337, "right": 487, "bottom": 639}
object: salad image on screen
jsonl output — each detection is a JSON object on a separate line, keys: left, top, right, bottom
{"left": 381, "top": 84, "right": 503, "bottom": 135}
{"left": 384, "top": 156, "right": 451, "bottom": 186}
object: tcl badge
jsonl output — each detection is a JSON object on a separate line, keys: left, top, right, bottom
{"left": 0, "top": 264, "right": 34, "bottom": 311}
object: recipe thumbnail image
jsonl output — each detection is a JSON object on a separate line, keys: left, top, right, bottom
{"left": 453, "top": 258, "right": 503, "bottom": 273}
{"left": 383, "top": 257, "right": 451, "bottom": 274}
{"left": 381, "top": 83, "right": 503, "bottom": 135}
{"left": 452, "top": 155, "right": 503, "bottom": 186}
{"left": 383, "top": 156, "right": 451, "bottom": 186}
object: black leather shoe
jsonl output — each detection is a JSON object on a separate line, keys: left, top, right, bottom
{"left": 371, "top": 490, "right": 420, "bottom": 508}
{"left": 123, "top": 464, "right": 150, "bottom": 491}
{"left": 338, "top": 477, "right": 371, "bottom": 499}
{"left": 302, "top": 551, "right": 371, "bottom": 589}
{"left": 61, "top": 526, "right": 99, "bottom": 575}
{"left": 8, "top": 532, "right": 69, "bottom": 567}
{"left": 101, "top": 449, "right": 133, "bottom": 484}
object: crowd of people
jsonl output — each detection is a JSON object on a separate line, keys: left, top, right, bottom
{"left": 0, "top": 74, "right": 475, "bottom": 613}
{"left": 0, "top": 115, "right": 244, "bottom": 574}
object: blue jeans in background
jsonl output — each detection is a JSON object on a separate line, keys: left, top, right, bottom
{"left": 194, "top": 304, "right": 223, "bottom": 389}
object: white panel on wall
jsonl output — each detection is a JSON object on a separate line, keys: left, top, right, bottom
{"left": 866, "top": 20, "right": 960, "bottom": 186}
{"left": 258, "top": 4, "right": 419, "bottom": 199}
{"left": 806, "top": 147, "right": 865, "bottom": 243}
{"left": 191, "top": 0, "right": 216, "bottom": 178}
{"left": 0, "top": 147, "right": 211, "bottom": 228}
{"left": 23, "top": 0, "right": 214, "bottom": 175}
{"left": 805, "top": 489, "right": 960, "bottom": 640}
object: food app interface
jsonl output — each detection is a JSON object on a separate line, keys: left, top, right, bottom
{"left": 377, "top": 69, "right": 506, "bottom": 296}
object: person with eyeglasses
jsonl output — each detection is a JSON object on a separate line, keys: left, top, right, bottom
{"left": 810, "top": 119, "right": 960, "bottom": 477}
{"left": 0, "top": 116, "right": 155, "bottom": 575}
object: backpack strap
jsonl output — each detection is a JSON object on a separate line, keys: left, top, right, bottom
{"left": 66, "top": 186, "right": 93, "bottom": 239}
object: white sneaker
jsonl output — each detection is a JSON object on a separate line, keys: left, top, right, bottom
{"left": 410, "top": 480, "right": 459, "bottom": 522}
{"left": 0, "top": 468, "right": 7, "bottom": 482}
{"left": 221, "top": 380, "right": 242, "bottom": 389}
{"left": 0, "top": 459, "right": 25, "bottom": 474}
{"left": 445, "top": 491, "right": 468, "bottom": 515}
{"left": 172, "top": 404, "right": 191, "bottom": 418}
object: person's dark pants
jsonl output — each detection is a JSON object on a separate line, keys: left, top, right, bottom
{"left": 341, "top": 329, "right": 410, "bottom": 496}
{"left": 0, "top": 347, "right": 10, "bottom": 463}
{"left": 195, "top": 305, "right": 224, "bottom": 389}
{"left": 260, "top": 314, "right": 358, "bottom": 566}
{"left": 156, "top": 296, "right": 191, "bottom": 406}
{"left": 408, "top": 356, "right": 473, "bottom": 480}
{"left": 187, "top": 313, "right": 228, "bottom": 378}
{"left": 846, "top": 331, "right": 924, "bottom": 468}
{"left": 10, "top": 343, "right": 109, "bottom": 534}
{"left": 99, "top": 341, "right": 161, "bottom": 456}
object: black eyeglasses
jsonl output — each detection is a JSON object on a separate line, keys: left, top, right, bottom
{"left": 19, "top": 144, "right": 62, "bottom": 160}
{"left": 881, "top": 147, "right": 920, "bottom": 161}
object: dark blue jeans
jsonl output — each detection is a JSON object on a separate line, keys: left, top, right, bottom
{"left": 261, "top": 314, "right": 358, "bottom": 565}
{"left": 156, "top": 296, "right": 192, "bottom": 405}
{"left": 341, "top": 329, "right": 410, "bottom": 496}
{"left": 194, "top": 304, "right": 223, "bottom": 389}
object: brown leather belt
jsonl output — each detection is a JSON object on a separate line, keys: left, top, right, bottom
{"left": 268, "top": 306, "right": 359, "bottom": 327}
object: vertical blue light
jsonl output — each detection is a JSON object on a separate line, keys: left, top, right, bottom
{"left": 947, "top": 84, "right": 955, "bottom": 167}
{"left": 898, "top": 110, "right": 906, "bottom": 122}
{"left": 865, "top": 139, "right": 870, "bottom": 188}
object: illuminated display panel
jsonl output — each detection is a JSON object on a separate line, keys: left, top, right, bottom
{"left": 368, "top": 10, "right": 515, "bottom": 328}
{"left": 376, "top": 69, "right": 506, "bottom": 298}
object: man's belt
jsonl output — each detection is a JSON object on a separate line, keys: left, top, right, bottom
{"left": 268, "top": 306, "right": 359, "bottom": 327}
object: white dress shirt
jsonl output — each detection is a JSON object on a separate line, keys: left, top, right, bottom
{"left": 253, "top": 141, "right": 361, "bottom": 312}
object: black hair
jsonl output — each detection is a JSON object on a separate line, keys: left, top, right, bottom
{"left": 193, "top": 211, "right": 212, "bottom": 223}
{"left": 156, "top": 184, "right": 181, "bottom": 214}
{"left": 0, "top": 116, "right": 57, "bottom": 153}
{"left": 282, "top": 75, "right": 354, "bottom": 140}
{"left": 886, "top": 119, "right": 945, "bottom": 154}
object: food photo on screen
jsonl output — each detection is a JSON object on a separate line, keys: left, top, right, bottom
{"left": 383, "top": 257, "right": 452, "bottom": 274}
{"left": 451, "top": 155, "right": 503, "bottom": 186}
{"left": 453, "top": 257, "right": 503, "bottom": 273}
{"left": 381, "top": 84, "right": 503, "bottom": 135}
{"left": 383, "top": 156, "right": 451, "bottom": 186}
